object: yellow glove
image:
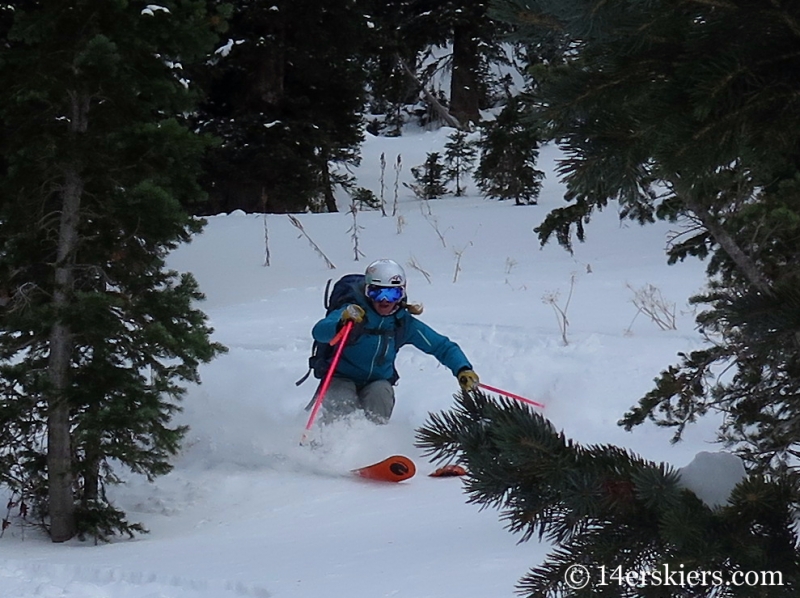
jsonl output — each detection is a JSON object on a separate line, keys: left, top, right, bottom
{"left": 458, "top": 369, "right": 479, "bottom": 391}
{"left": 340, "top": 304, "right": 365, "bottom": 324}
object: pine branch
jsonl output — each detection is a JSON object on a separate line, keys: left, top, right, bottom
{"left": 417, "top": 390, "right": 800, "bottom": 597}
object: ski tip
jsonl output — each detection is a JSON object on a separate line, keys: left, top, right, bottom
{"left": 353, "top": 455, "right": 416, "bottom": 483}
{"left": 429, "top": 464, "right": 467, "bottom": 477}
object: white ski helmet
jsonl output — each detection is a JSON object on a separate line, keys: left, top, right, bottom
{"left": 365, "top": 259, "right": 406, "bottom": 297}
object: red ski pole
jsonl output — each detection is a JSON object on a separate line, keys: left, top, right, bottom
{"left": 478, "top": 383, "right": 545, "bottom": 409}
{"left": 301, "top": 321, "right": 354, "bottom": 444}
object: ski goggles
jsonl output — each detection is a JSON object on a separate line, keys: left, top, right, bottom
{"left": 366, "top": 285, "right": 404, "bottom": 303}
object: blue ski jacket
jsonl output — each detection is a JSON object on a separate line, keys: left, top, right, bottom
{"left": 312, "top": 294, "right": 472, "bottom": 387}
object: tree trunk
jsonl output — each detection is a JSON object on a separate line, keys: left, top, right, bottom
{"left": 82, "top": 445, "right": 101, "bottom": 505}
{"left": 681, "top": 193, "right": 772, "bottom": 294}
{"left": 254, "top": 13, "right": 285, "bottom": 107}
{"left": 47, "top": 91, "right": 89, "bottom": 543}
{"left": 396, "top": 55, "right": 463, "bottom": 130}
{"left": 47, "top": 165, "right": 81, "bottom": 542}
{"left": 320, "top": 146, "right": 338, "bottom": 213}
{"left": 450, "top": 24, "right": 481, "bottom": 127}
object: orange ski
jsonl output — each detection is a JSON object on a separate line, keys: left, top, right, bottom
{"left": 429, "top": 464, "right": 467, "bottom": 477}
{"left": 352, "top": 455, "right": 416, "bottom": 482}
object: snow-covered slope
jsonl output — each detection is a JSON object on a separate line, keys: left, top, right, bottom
{"left": 0, "top": 132, "right": 724, "bottom": 598}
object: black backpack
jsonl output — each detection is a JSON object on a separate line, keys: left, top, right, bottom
{"left": 295, "top": 273, "right": 405, "bottom": 387}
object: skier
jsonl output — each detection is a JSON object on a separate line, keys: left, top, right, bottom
{"left": 311, "top": 259, "right": 479, "bottom": 424}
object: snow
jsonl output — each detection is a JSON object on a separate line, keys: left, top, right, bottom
{"left": 141, "top": 5, "right": 170, "bottom": 17}
{"left": 215, "top": 39, "right": 245, "bottom": 58}
{"left": 0, "top": 128, "right": 741, "bottom": 597}
{"left": 678, "top": 451, "right": 747, "bottom": 508}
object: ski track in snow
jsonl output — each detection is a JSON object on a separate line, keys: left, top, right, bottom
{"left": 0, "top": 561, "right": 272, "bottom": 598}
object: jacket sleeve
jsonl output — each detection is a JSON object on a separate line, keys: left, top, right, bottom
{"left": 312, "top": 306, "right": 347, "bottom": 344}
{"left": 404, "top": 316, "right": 472, "bottom": 376}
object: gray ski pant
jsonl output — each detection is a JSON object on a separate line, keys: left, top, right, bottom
{"left": 320, "top": 377, "right": 395, "bottom": 424}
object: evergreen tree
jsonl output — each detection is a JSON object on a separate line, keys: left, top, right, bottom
{"left": 0, "top": 0, "right": 226, "bottom": 542}
{"left": 195, "top": 0, "right": 369, "bottom": 213}
{"left": 414, "top": 0, "right": 510, "bottom": 126}
{"left": 407, "top": 152, "right": 449, "bottom": 200}
{"left": 443, "top": 129, "right": 477, "bottom": 197}
{"left": 475, "top": 96, "right": 543, "bottom": 205}
{"left": 361, "top": 0, "right": 425, "bottom": 136}
{"left": 620, "top": 196, "right": 800, "bottom": 473}
{"left": 492, "top": 0, "right": 800, "bottom": 471}
{"left": 351, "top": 187, "right": 382, "bottom": 211}
{"left": 417, "top": 391, "right": 800, "bottom": 597}
{"left": 371, "top": 0, "right": 514, "bottom": 129}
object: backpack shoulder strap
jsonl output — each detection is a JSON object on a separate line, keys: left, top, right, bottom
{"left": 323, "top": 278, "right": 333, "bottom": 311}
{"left": 326, "top": 274, "right": 365, "bottom": 314}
